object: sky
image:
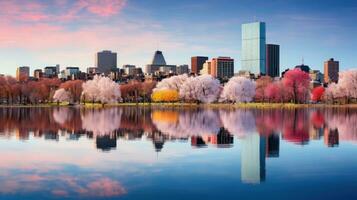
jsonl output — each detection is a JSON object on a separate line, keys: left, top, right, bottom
{"left": 0, "top": 0, "right": 356, "bottom": 76}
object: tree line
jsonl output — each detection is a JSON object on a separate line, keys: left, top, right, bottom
{"left": 0, "top": 68, "right": 356, "bottom": 105}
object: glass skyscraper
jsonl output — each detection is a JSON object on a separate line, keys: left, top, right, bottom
{"left": 241, "top": 22, "right": 266, "bottom": 75}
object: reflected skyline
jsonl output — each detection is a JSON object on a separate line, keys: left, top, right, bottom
{"left": 1, "top": 107, "right": 357, "bottom": 199}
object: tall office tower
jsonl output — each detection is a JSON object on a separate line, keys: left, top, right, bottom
{"left": 191, "top": 56, "right": 208, "bottom": 75}
{"left": 16, "top": 66, "right": 30, "bottom": 81}
{"left": 210, "top": 57, "right": 234, "bottom": 80}
{"left": 266, "top": 44, "right": 280, "bottom": 77}
{"left": 241, "top": 22, "right": 266, "bottom": 76}
{"left": 324, "top": 58, "right": 339, "bottom": 83}
{"left": 96, "top": 50, "right": 117, "bottom": 74}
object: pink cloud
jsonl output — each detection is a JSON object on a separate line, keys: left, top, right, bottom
{"left": 78, "top": 0, "right": 127, "bottom": 17}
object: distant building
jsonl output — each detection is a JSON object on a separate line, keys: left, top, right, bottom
{"left": 16, "top": 66, "right": 30, "bottom": 81}
{"left": 145, "top": 50, "right": 176, "bottom": 75}
{"left": 96, "top": 50, "right": 117, "bottom": 74}
{"left": 310, "top": 70, "right": 324, "bottom": 87}
{"left": 295, "top": 64, "right": 311, "bottom": 73}
{"left": 211, "top": 57, "right": 234, "bottom": 80}
{"left": 324, "top": 58, "right": 339, "bottom": 83}
{"left": 96, "top": 135, "right": 117, "bottom": 151}
{"left": 33, "top": 69, "right": 43, "bottom": 79}
{"left": 266, "top": 44, "right": 280, "bottom": 77}
{"left": 60, "top": 67, "right": 80, "bottom": 80}
{"left": 241, "top": 22, "right": 266, "bottom": 76}
{"left": 176, "top": 65, "right": 189, "bottom": 75}
{"left": 87, "top": 67, "right": 99, "bottom": 75}
{"left": 123, "top": 65, "right": 136, "bottom": 75}
{"left": 191, "top": 56, "right": 208, "bottom": 75}
{"left": 44, "top": 65, "right": 59, "bottom": 78}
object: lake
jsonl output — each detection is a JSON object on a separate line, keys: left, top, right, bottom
{"left": 0, "top": 107, "right": 356, "bottom": 200}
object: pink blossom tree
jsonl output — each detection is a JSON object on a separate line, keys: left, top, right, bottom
{"left": 53, "top": 88, "right": 71, "bottom": 104}
{"left": 282, "top": 68, "right": 311, "bottom": 103}
{"left": 220, "top": 76, "right": 256, "bottom": 103}
{"left": 154, "top": 74, "right": 188, "bottom": 92}
{"left": 82, "top": 75, "right": 121, "bottom": 104}
{"left": 179, "top": 75, "right": 221, "bottom": 103}
{"left": 337, "top": 69, "right": 357, "bottom": 102}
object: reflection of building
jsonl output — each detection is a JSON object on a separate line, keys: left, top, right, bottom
{"left": 191, "top": 56, "right": 208, "bottom": 75}
{"left": 96, "top": 50, "right": 117, "bottom": 74}
{"left": 191, "top": 129, "right": 233, "bottom": 148}
{"left": 240, "top": 134, "right": 266, "bottom": 184}
{"left": 96, "top": 135, "right": 117, "bottom": 151}
{"left": 266, "top": 44, "right": 280, "bottom": 77}
{"left": 266, "top": 134, "right": 279, "bottom": 157}
{"left": 324, "top": 58, "right": 339, "bottom": 83}
{"left": 324, "top": 128, "right": 339, "bottom": 147}
{"left": 241, "top": 22, "right": 266, "bottom": 76}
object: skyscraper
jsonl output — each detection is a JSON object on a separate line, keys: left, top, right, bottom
{"left": 241, "top": 22, "right": 266, "bottom": 76}
{"left": 16, "top": 66, "right": 30, "bottom": 81}
{"left": 191, "top": 56, "right": 208, "bottom": 75}
{"left": 324, "top": 58, "right": 339, "bottom": 83}
{"left": 266, "top": 44, "right": 280, "bottom": 77}
{"left": 95, "top": 50, "right": 117, "bottom": 74}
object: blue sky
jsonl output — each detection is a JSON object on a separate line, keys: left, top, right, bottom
{"left": 0, "top": 0, "right": 356, "bottom": 76}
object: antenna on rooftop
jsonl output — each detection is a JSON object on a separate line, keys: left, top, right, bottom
{"left": 302, "top": 57, "right": 304, "bottom": 65}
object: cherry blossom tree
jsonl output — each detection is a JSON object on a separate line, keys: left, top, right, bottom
{"left": 282, "top": 68, "right": 311, "bottom": 103}
{"left": 220, "top": 76, "right": 256, "bottom": 103}
{"left": 254, "top": 76, "right": 272, "bottom": 102}
{"left": 53, "top": 88, "right": 71, "bottom": 104}
{"left": 337, "top": 69, "right": 357, "bottom": 102}
{"left": 154, "top": 74, "right": 188, "bottom": 92}
{"left": 82, "top": 75, "right": 121, "bottom": 104}
{"left": 179, "top": 75, "right": 221, "bottom": 103}
{"left": 311, "top": 86, "right": 325, "bottom": 102}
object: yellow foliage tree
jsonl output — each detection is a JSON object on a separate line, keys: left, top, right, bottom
{"left": 151, "top": 90, "right": 179, "bottom": 102}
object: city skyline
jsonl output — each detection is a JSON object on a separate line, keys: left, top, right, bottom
{"left": 0, "top": 0, "right": 357, "bottom": 76}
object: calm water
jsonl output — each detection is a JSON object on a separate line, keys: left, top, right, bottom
{"left": 0, "top": 107, "right": 357, "bottom": 200}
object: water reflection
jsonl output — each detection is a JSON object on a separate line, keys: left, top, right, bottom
{"left": 0, "top": 107, "right": 357, "bottom": 198}
{"left": 1, "top": 107, "right": 357, "bottom": 153}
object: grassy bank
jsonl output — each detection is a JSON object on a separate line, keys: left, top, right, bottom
{"left": 1, "top": 102, "right": 357, "bottom": 109}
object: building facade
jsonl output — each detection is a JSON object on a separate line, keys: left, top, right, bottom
{"left": 16, "top": 66, "right": 30, "bottom": 81}
{"left": 44, "top": 66, "right": 58, "bottom": 78}
{"left": 324, "top": 58, "right": 339, "bottom": 83}
{"left": 145, "top": 50, "right": 176, "bottom": 75}
{"left": 33, "top": 69, "right": 43, "bottom": 79}
{"left": 200, "top": 61, "right": 212, "bottom": 75}
{"left": 241, "top": 22, "right": 266, "bottom": 76}
{"left": 266, "top": 44, "right": 280, "bottom": 77}
{"left": 96, "top": 50, "right": 117, "bottom": 74}
{"left": 191, "top": 56, "right": 208, "bottom": 75}
{"left": 211, "top": 57, "right": 234, "bottom": 80}
{"left": 176, "top": 65, "right": 189, "bottom": 75}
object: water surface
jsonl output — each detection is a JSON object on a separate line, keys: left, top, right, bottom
{"left": 0, "top": 107, "right": 356, "bottom": 200}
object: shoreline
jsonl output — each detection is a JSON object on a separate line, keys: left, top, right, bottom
{"left": 0, "top": 103, "right": 357, "bottom": 109}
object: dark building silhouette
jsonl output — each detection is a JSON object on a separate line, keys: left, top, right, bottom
{"left": 324, "top": 128, "right": 339, "bottom": 147}
{"left": 216, "top": 128, "right": 234, "bottom": 148}
{"left": 266, "top": 44, "right": 280, "bottom": 77}
{"left": 266, "top": 134, "right": 280, "bottom": 157}
{"left": 295, "top": 64, "right": 310, "bottom": 73}
{"left": 191, "top": 56, "right": 208, "bottom": 75}
{"left": 191, "top": 136, "right": 207, "bottom": 148}
{"left": 96, "top": 50, "right": 117, "bottom": 75}
{"left": 96, "top": 135, "right": 117, "bottom": 151}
